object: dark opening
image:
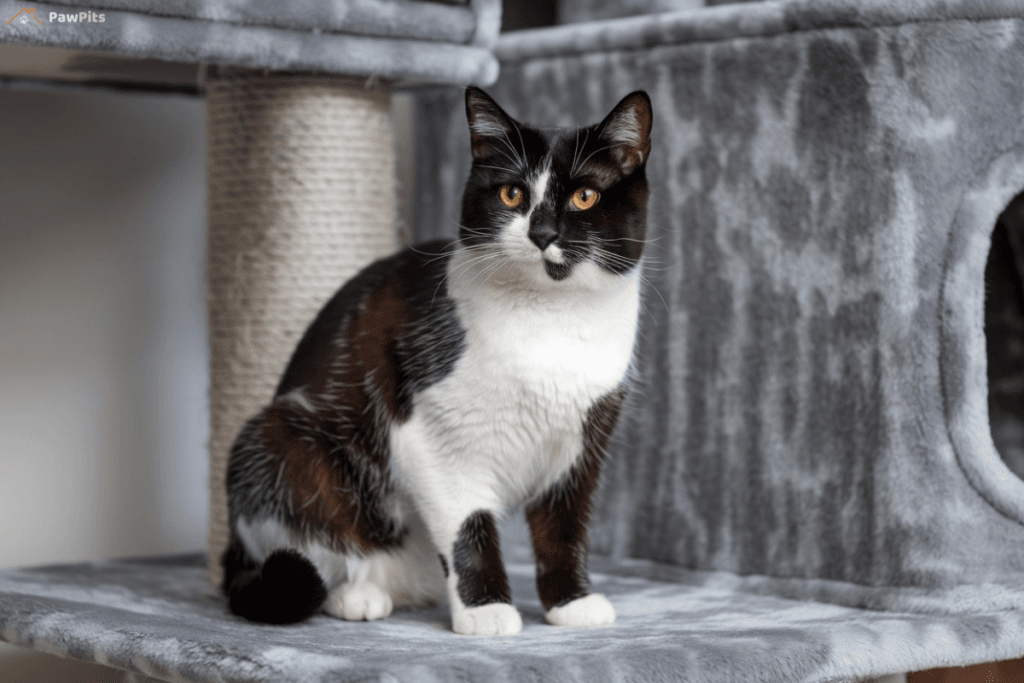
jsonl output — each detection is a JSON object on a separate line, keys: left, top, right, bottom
{"left": 986, "top": 191, "right": 1024, "bottom": 479}
{"left": 502, "top": 0, "right": 556, "bottom": 31}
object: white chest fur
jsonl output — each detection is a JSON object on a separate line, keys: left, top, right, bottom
{"left": 392, "top": 252, "right": 640, "bottom": 509}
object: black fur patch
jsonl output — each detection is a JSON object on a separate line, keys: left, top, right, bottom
{"left": 544, "top": 259, "right": 574, "bottom": 281}
{"left": 275, "top": 241, "right": 465, "bottom": 419}
{"left": 221, "top": 534, "right": 258, "bottom": 595}
{"left": 453, "top": 511, "right": 511, "bottom": 607}
{"left": 438, "top": 554, "right": 449, "bottom": 578}
{"left": 226, "top": 547, "right": 327, "bottom": 625}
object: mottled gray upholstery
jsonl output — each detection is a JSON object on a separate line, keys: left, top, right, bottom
{"left": 0, "top": 0, "right": 500, "bottom": 84}
{"left": 26, "top": 0, "right": 481, "bottom": 44}
{"left": 556, "top": 0, "right": 763, "bottom": 26}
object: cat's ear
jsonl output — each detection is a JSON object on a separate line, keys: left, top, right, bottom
{"left": 597, "top": 91, "right": 653, "bottom": 176}
{"left": 465, "top": 86, "right": 521, "bottom": 162}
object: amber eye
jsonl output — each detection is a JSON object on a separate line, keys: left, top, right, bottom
{"left": 499, "top": 185, "right": 524, "bottom": 208}
{"left": 571, "top": 187, "right": 600, "bottom": 211}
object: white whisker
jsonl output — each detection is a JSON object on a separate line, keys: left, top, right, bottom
{"left": 510, "top": 118, "right": 529, "bottom": 171}
{"left": 431, "top": 247, "right": 503, "bottom": 307}
{"left": 572, "top": 143, "right": 617, "bottom": 178}
{"left": 570, "top": 128, "right": 591, "bottom": 179}
{"left": 475, "top": 164, "right": 521, "bottom": 175}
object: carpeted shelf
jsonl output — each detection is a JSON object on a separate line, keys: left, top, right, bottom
{"left": 3, "top": 554, "right": 1024, "bottom": 683}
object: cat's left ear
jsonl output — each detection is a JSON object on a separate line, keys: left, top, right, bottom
{"left": 597, "top": 91, "right": 653, "bottom": 176}
{"left": 465, "top": 86, "right": 521, "bottom": 162}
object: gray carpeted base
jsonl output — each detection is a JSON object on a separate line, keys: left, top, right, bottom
{"left": 1, "top": 555, "right": 1023, "bottom": 682}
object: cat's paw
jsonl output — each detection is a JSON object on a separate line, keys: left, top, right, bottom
{"left": 324, "top": 582, "right": 393, "bottom": 621}
{"left": 452, "top": 602, "right": 523, "bottom": 636}
{"left": 545, "top": 593, "right": 615, "bottom": 627}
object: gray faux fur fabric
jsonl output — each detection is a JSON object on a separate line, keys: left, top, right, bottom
{"left": 496, "top": 0, "right": 1024, "bottom": 62}
{"left": 3, "top": 554, "right": 1024, "bottom": 682}
{"left": 38, "top": 0, "right": 479, "bottom": 44}
{"left": 556, "top": 0, "right": 748, "bottom": 26}
{"left": 0, "top": 0, "right": 500, "bottom": 85}
{"left": 413, "top": 0, "right": 1024, "bottom": 613}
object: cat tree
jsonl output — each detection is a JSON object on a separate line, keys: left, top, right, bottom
{"left": 3, "top": 0, "right": 1024, "bottom": 681}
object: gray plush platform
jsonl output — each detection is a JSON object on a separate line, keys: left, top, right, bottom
{"left": 0, "top": 0, "right": 499, "bottom": 85}
{"left": 1, "top": 554, "right": 1023, "bottom": 683}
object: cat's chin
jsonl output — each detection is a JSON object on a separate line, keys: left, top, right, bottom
{"left": 502, "top": 246, "right": 573, "bottom": 281}
{"left": 458, "top": 247, "right": 630, "bottom": 296}
{"left": 543, "top": 259, "right": 573, "bottom": 281}
{"left": 519, "top": 256, "right": 635, "bottom": 294}
{"left": 488, "top": 251, "right": 563, "bottom": 286}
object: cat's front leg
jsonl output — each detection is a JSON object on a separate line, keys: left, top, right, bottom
{"left": 394, "top": 416, "right": 521, "bottom": 635}
{"left": 405, "top": 499, "right": 522, "bottom": 635}
{"left": 442, "top": 509, "right": 522, "bottom": 636}
{"left": 526, "top": 473, "right": 615, "bottom": 628}
{"left": 524, "top": 391, "right": 626, "bottom": 628}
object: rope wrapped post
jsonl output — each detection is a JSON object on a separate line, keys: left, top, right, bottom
{"left": 206, "top": 70, "right": 399, "bottom": 586}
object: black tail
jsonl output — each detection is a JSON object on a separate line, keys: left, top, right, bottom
{"left": 223, "top": 542, "right": 328, "bottom": 625}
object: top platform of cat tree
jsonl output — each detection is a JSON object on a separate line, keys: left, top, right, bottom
{"left": 0, "top": 0, "right": 500, "bottom": 89}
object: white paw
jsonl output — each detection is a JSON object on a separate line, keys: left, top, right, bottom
{"left": 324, "top": 582, "right": 393, "bottom": 621}
{"left": 545, "top": 593, "right": 615, "bottom": 627}
{"left": 452, "top": 603, "right": 523, "bottom": 636}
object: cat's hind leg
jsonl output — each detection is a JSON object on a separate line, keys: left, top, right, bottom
{"left": 324, "top": 508, "right": 446, "bottom": 621}
{"left": 324, "top": 580, "right": 393, "bottom": 621}
{"left": 225, "top": 396, "right": 402, "bottom": 623}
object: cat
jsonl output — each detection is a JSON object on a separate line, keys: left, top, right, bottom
{"left": 222, "top": 86, "right": 653, "bottom": 636}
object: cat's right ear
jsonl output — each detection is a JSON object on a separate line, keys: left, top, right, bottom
{"left": 596, "top": 91, "right": 653, "bottom": 176}
{"left": 465, "top": 87, "right": 520, "bottom": 163}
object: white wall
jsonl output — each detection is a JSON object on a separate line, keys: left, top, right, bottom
{"left": 0, "top": 85, "right": 208, "bottom": 680}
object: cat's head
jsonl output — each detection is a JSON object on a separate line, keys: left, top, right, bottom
{"left": 459, "top": 87, "right": 652, "bottom": 290}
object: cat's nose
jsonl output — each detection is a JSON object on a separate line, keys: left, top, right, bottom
{"left": 528, "top": 223, "right": 558, "bottom": 251}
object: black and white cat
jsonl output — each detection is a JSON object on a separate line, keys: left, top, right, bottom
{"left": 223, "top": 87, "right": 653, "bottom": 636}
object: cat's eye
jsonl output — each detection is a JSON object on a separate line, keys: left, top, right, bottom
{"left": 499, "top": 185, "right": 524, "bottom": 208}
{"left": 571, "top": 187, "right": 600, "bottom": 211}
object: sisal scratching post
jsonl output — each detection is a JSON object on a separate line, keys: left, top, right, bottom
{"left": 206, "top": 70, "right": 399, "bottom": 586}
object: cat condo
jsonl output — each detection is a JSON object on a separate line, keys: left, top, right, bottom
{"left": 3, "top": 0, "right": 1024, "bottom": 681}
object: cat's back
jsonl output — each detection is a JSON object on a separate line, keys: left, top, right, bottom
{"left": 275, "top": 239, "right": 465, "bottom": 408}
